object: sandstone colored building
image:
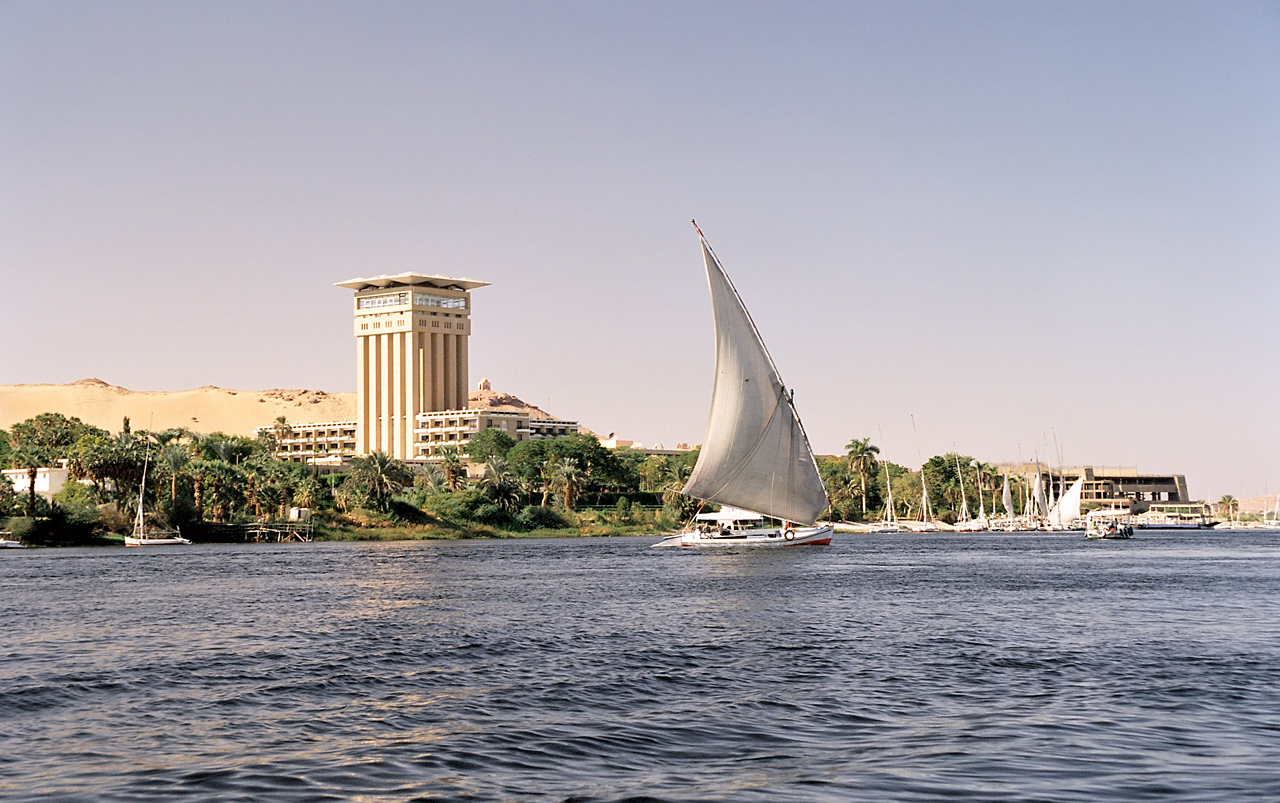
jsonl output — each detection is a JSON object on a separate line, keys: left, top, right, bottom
{"left": 257, "top": 274, "right": 579, "bottom": 468}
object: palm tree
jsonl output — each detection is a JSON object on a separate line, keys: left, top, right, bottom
{"left": 845, "top": 437, "right": 880, "bottom": 517}
{"left": 414, "top": 465, "right": 448, "bottom": 494}
{"left": 550, "top": 457, "right": 586, "bottom": 510}
{"left": 350, "top": 452, "right": 413, "bottom": 512}
{"left": 208, "top": 440, "right": 240, "bottom": 463}
{"left": 160, "top": 443, "right": 191, "bottom": 506}
{"left": 1218, "top": 495, "right": 1239, "bottom": 520}
{"left": 438, "top": 445, "right": 467, "bottom": 492}
{"left": 479, "top": 457, "right": 523, "bottom": 513}
{"left": 152, "top": 427, "right": 190, "bottom": 448}
{"left": 266, "top": 416, "right": 293, "bottom": 456}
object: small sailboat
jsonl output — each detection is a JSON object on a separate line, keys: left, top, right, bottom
{"left": 124, "top": 448, "right": 190, "bottom": 547}
{"left": 654, "top": 224, "right": 832, "bottom": 548}
{"left": 868, "top": 462, "right": 904, "bottom": 532}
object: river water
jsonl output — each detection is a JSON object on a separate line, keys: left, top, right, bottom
{"left": 3, "top": 530, "right": 1280, "bottom": 801}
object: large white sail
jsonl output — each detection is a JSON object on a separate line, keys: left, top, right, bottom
{"left": 1002, "top": 474, "right": 1014, "bottom": 518}
{"left": 681, "top": 236, "right": 829, "bottom": 525}
{"left": 1047, "top": 475, "right": 1084, "bottom": 525}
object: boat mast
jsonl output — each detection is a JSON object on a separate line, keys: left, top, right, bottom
{"left": 883, "top": 462, "right": 896, "bottom": 524}
{"left": 135, "top": 446, "right": 150, "bottom": 539}
{"left": 954, "top": 453, "right": 970, "bottom": 523}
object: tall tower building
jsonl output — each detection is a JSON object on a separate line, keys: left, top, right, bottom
{"left": 334, "top": 273, "right": 489, "bottom": 460}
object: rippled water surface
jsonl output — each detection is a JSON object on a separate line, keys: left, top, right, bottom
{"left": 4, "top": 530, "right": 1280, "bottom": 801}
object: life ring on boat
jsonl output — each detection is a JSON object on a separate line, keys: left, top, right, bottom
{"left": 784, "top": 528, "right": 796, "bottom": 541}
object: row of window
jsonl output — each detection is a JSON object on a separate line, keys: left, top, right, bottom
{"left": 356, "top": 292, "right": 468, "bottom": 310}
{"left": 282, "top": 430, "right": 357, "bottom": 440}
{"left": 359, "top": 319, "right": 468, "bottom": 331}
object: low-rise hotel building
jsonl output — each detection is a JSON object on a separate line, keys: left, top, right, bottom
{"left": 258, "top": 421, "right": 358, "bottom": 474}
{"left": 997, "top": 463, "right": 1198, "bottom": 514}
{"left": 413, "top": 409, "right": 580, "bottom": 460}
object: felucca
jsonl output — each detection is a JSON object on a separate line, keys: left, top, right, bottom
{"left": 654, "top": 224, "right": 832, "bottom": 547}
{"left": 124, "top": 447, "right": 191, "bottom": 547}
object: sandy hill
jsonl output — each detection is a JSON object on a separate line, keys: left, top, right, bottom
{"left": 0, "top": 379, "right": 566, "bottom": 437}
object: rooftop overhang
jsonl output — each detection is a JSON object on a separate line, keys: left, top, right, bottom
{"left": 334, "top": 273, "right": 490, "bottom": 292}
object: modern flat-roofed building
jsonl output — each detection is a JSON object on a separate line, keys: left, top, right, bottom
{"left": 996, "top": 463, "right": 1194, "bottom": 514}
{"left": 333, "top": 272, "right": 489, "bottom": 461}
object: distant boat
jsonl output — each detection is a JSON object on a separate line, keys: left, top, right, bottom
{"left": 868, "top": 462, "right": 904, "bottom": 532}
{"left": 1086, "top": 509, "right": 1133, "bottom": 539}
{"left": 653, "top": 224, "right": 832, "bottom": 548}
{"left": 1046, "top": 475, "right": 1085, "bottom": 530}
{"left": 124, "top": 448, "right": 190, "bottom": 547}
{"left": 0, "top": 532, "right": 25, "bottom": 549}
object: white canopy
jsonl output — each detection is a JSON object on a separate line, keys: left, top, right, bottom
{"left": 695, "top": 506, "right": 765, "bottom": 522}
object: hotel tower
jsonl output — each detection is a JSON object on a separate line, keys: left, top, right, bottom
{"left": 333, "top": 272, "right": 489, "bottom": 460}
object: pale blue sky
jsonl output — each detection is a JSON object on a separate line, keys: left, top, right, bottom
{"left": 2, "top": 1, "right": 1277, "bottom": 499}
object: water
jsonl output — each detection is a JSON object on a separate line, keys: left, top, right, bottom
{"left": 3, "top": 531, "right": 1280, "bottom": 802}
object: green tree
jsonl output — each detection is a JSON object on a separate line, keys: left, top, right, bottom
{"left": 479, "top": 456, "right": 523, "bottom": 513}
{"left": 189, "top": 459, "right": 246, "bottom": 522}
{"left": 0, "top": 472, "right": 17, "bottom": 516}
{"left": 1218, "top": 495, "right": 1238, "bottom": 519}
{"left": 9, "top": 413, "right": 105, "bottom": 517}
{"left": 159, "top": 443, "right": 191, "bottom": 507}
{"left": 350, "top": 452, "right": 413, "bottom": 512}
{"left": 844, "top": 437, "right": 880, "bottom": 518}
{"left": 660, "top": 459, "right": 698, "bottom": 521}
{"left": 414, "top": 465, "right": 448, "bottom": 494}
{"left": 0, "top": 429, "right": 11, "bottom": 469}
{"left": 638, "top": 455, "right": 667, "bottom": 492}
{"left": 550, "top": 457, "right": 587, "bottom": 510}
{"left": 437, "top": 445, "right": 467, "bottom": 492}
{"left": 467, "top": 428, "right": 515, "bottom": 463}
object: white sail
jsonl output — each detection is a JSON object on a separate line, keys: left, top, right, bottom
{"left": 1032, "top": 469, "right": 1049, "bottom": 519}
{"left": 1047, "top": 475, "right": 1084, "bottom": 524}
{"left": 1002, "top": 474, "right": 1014, "bottom": 517}
{"left": 681, "top": 237, "right": 829, "bottom": 525}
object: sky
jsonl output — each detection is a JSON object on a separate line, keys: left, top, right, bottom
{"left": 2, "top": 1, "right": 1277, "bottom": 500}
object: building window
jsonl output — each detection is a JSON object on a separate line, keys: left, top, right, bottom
{"left": 414, "top": 293, "right": 466, "bottom": 310}
{"left": 357, "top": 292, "right": 409, "bottom": 310}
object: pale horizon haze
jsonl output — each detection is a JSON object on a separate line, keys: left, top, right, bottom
{"left": 2, "top": 1, "right": 1277, "bottom": 501}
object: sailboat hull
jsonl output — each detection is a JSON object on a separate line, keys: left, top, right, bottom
{"left": 653, "top": 525, "right": 833, "bottom": 548}
{"left": 124, "top": 535, "right": 191, "bottom": 546}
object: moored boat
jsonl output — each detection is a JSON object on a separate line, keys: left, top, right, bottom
{"left": 0, "top": 533, "right": 26, "bottom": 549}
{"left": 124, "top": 449, "right": 191, "bottom": 547}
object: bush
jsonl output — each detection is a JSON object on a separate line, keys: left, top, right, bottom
{"left": 472, "top": 502, "right": 511, "bottom": 527}
{"left": 96, "top": 502, "right": 133, "bottom": 534}
{"left": 389, "top": 498, "right": 432, "bottom": 524}
{"left": 5, "top": 509, "right": 99, "bottom": 546}
{"left": 53, "top": 481, "right": 99, "bottom": 509}
{"left": 422, "top": 488, "right": 491, "bottom": 522}
{"left": 515, "top": 504, "right": 569, "bottom": 531}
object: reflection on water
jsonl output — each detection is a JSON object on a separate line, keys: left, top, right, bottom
{"left": 3, "top": 531, "right": 1280, "bottom": 801}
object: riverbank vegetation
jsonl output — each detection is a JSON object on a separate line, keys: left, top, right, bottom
{"left": 1, "top": 412, "right": 1047, "bottom": 546}
{"left": 0, "top": 413, "right": 700, "bottom": 545}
